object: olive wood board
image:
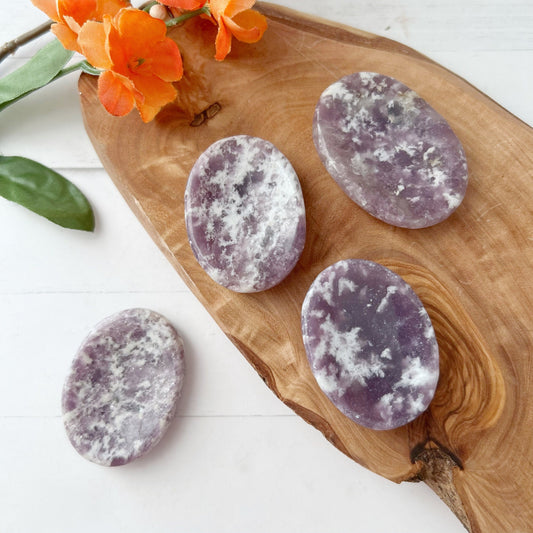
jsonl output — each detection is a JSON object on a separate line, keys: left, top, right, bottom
{"left": 79, "top": 4, "right": 533, "bottom": 531}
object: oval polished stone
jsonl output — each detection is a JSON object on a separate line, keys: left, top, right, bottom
{"left": 301, "top": 259, "right": 439, "bottom": 430}
{"left": 185, "top": 135, "right": 306, "bottom": 293}
{"left": 62, "top": 308, "right": 185, "bottom": 466}
{"left": 313, "top": 72, "right": 468, "bottom": 228}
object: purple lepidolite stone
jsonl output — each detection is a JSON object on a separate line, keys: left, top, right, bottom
{"left": 313, "top": 72, "right": 468, "bottom": 228}
{"left": 184, "top": 135, "right": 306, "bottom": 293}
{"left": 301, "top": 259, "right": 439, "bottom": 430}
{"left": 62, "top": 308, "right": 185, "bottom": 466}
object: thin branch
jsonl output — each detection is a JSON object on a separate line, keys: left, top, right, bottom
{"left": 0, "top": 20, "right": 52, "bottom": 64}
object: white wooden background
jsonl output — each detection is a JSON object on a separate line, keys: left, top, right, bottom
{"left": 1, "top": 1, "right": 531, "bottom": 532}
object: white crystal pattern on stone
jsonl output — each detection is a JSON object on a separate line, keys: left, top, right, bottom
{"left": 185, "top": 135, "right": 306, "bottom": 292}
{"left": 313, "top": 72, "right": 468, "bottom": 228}
{"left": 62, "top": 309, "right": 185, "bottom": 466}
{"left": 301, "top": 259, "right": 439, "bottom": 430}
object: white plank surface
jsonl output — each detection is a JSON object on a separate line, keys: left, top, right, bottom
{"left": 1, "top": 1, "right": 531, "bottom": 532}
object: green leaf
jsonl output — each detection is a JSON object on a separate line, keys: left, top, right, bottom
{"left": 0, "top": 39, "right": 73, "bottom": 106}
{"left": 0, "top": 156, "right": 95, "bottom": 231}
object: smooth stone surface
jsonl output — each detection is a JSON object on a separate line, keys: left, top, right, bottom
{"left": 301, "top": 259, "right": 439, "bottom": 430}
{"left": 62, "top": 308, "right": 185, "bottom": 466}
{"left": 184, "top": 135, "right": 306, "bottom": 293}
{"left": 313, "top": 71, "right": 468, "bottom": 228}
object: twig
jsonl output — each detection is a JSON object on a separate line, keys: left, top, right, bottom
{"left": 0, "top": 20, "right": 52, "bottom": 64}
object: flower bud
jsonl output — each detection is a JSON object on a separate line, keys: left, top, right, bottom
{"left": 149, "top": 4, "right": 169, "bottom": 21}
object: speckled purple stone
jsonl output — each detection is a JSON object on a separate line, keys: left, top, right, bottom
{"left": 301, "top": 259, "right": 439, "bottom": 430}
{"left": 184, "top": 135, "right": 306, "bottom": 293}
{"left": 62, "top": 309, "right": 185, "bottom": 466}
{"left": 313, "top": 72, "right": 468, "bottom": 228}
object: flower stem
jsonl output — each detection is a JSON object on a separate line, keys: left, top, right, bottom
{"left": 0, "top": 20, "right": 52, "bottom": 64}
{"left": 166, "top": 5, "right": 211, "bottom": 27}
{"left": 57, "top": 61, "right": 85, "bottom": 78}
{"left": 142, "top": 1, "right": 159, "bottom": 12}
{"left": 79, "top": 61, "right": 102, "bottom": 76}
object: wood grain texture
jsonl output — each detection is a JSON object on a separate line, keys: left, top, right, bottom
{"left": 79, "top": 4, "right": 533, "bottom": 531}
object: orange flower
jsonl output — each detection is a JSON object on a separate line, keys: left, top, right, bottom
{"left": 209, "top": 0, "right": 267, "bottom": 61}
{"left": 31, "top": 0, "right": 129, "bottom": 52}
{"left": 78, "top": 8, "right": 183, "bottom": 122}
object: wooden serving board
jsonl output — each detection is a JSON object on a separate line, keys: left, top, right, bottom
{"left": 79, "top": 4, "right": 533, "bottom": 531}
